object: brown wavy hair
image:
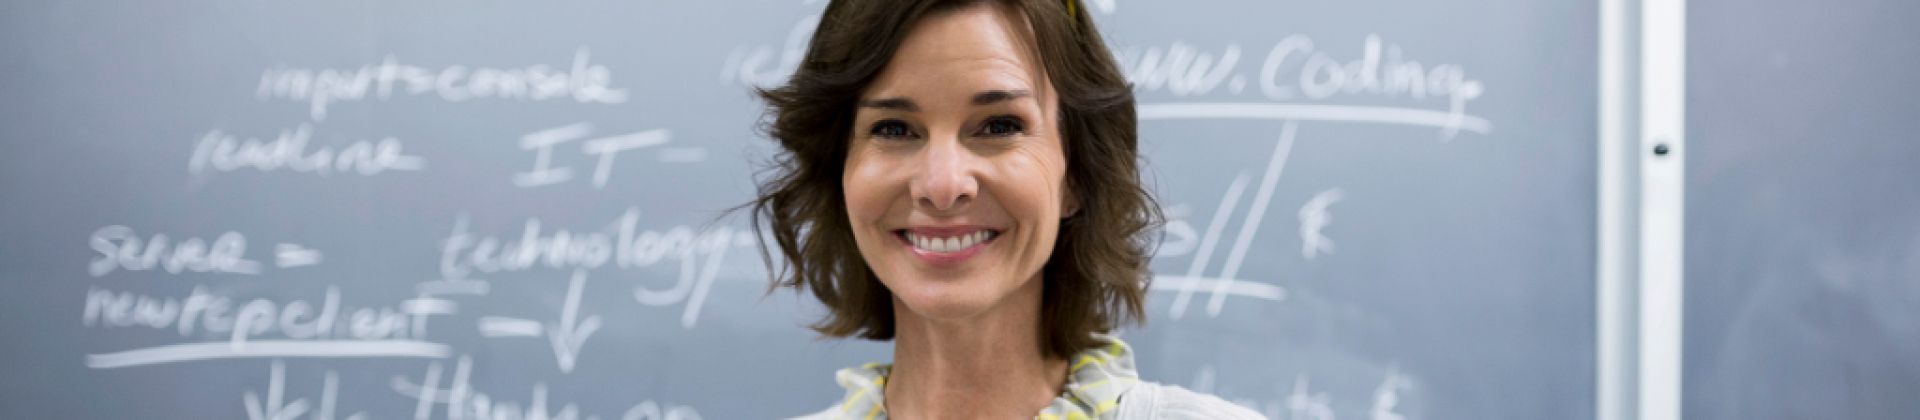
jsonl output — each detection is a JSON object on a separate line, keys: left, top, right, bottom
{"left": 748, "top": 0, "right": 1161, "bottom": 360}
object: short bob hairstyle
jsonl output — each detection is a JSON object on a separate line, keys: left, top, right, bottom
{"left": 750, "top": 0, "right": 1161, "bottom": 360}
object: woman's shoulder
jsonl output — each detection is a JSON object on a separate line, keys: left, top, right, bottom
{"left": 1114, "top": 380, "right": 1269, "bottom": 420}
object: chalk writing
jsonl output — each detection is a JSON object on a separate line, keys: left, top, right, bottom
{"left": 275, "top": 243, "right": 324, "bottom": 268}
{"left": 90, "top": 225, "right": 261, "bottom": 277}
{"left": 1257, "top": 35, "right": 1484, "bottom": 110}
{"left": 82, "top": 285, "right": 454, "bottom": 368}
{"left": 512, "top": 123, "right": 674, "bottom": 189}
{"left": 1370, "top": 369, "right": 1412, "bottom": 420}
{"left": 1299, "top": 188, "right": 1345, "bottom": 260}
{"left": 1122, "top": 42, "right": 1243, "bottom": 96}
{"left": 437, "top": 209, "right": 751, "bottom": 328}
{"left": 721, "top": 15, "right": 818, "bottom": 88}
{"left": 189, "top": 124, "right": 425, "bottom": 177}
{"left": 1287, "top": 374, "right": 1337, "bottom": 420}
{"left": 256, "top": 48, "right": 628, "bottom": 121}
{"left": 1160, "top": 122, "right": 1301, "bottom": 319}
{"left": 471, "top": 270, "right": 601, "bottom": 373}
{"left": 1123, "top": 34, "right": 1491, "bottom": 137}
{"left": 245, "top": 360, "right": 367, "bottom": 420}
{"left": 392, "top": 356, "right": 701, "bottom": 420}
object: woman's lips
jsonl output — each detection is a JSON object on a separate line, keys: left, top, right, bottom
{"left": 893, "top": 228, "right": 1000, "bottom": 267}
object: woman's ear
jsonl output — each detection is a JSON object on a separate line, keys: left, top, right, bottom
{"left": 1062, "top": 183, "right": 1081, "bottom": 219}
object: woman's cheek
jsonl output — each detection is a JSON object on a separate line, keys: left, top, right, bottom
{"left": 1000, "top": 145, "right": 1070, "bottom": 219}
{"left": 842, "top": 152, "right": 891, "bottom": 243}
{"left": 844, "top": 148, "right": 889, "bottom": 208}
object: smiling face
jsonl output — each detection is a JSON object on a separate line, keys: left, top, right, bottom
{"left": 843, "top": 3, "right": 1074, "bottom": 322}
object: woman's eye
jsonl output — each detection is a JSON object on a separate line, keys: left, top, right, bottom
{"left": 979, "top": 116, "right": 1025, "bottom": 137}
{"left": 869, "top": 120, "right": 914, "bottom": 139}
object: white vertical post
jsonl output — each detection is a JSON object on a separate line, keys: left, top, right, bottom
{"left": 1639, "top": 0, "right": 1686, "bottom": 418}
{"left": 1596, "top": 0, "right": 1638, "bottom": 418}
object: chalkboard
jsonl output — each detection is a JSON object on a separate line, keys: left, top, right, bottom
{"left": 1684, "top": 0, "right": 1920, "bottom": 418}
{"left": 0, "top": 1, "right": 1597, "bottom": 418}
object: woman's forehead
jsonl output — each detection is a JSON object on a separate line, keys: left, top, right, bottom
{"left": 861, "top": 4, "right": 1052, "bottom": 104}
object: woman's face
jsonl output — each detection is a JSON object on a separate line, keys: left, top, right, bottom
{"left": 843, "top": 4, "right": 1073, "bottom": 321}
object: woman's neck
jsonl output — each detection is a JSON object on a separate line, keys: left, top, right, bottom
{"left": 883, "top": 277, "right": 1069, "bottom": 419}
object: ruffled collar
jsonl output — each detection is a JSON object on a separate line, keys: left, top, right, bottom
{"left": 830, "top": 335, "right": 1139, "bottom": 420}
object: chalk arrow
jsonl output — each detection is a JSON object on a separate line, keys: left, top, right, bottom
{"left": 244, "top": 360, "right": 309, "bottom": 420}
{"left": 548, "top": 269, "right": 602, "bottom": 373}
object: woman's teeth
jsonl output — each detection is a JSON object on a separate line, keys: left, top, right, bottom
{"left": 906, "top": 231, "right": 997, "bottom": 253}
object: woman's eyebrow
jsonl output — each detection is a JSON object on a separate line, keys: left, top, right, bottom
{"left": 856, "top": 90, "right": 1033, "bottom": 113}
{"left": 971, "top": 89, "right": 1031, "bottom": 106}
{"left": 857, "top": 97, "right": 918, "bottom": 112}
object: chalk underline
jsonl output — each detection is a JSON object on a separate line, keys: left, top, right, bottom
{"left": 86, "top": 339, "right": 450, "bottom": 369}
{"left": 1137, "top": 102, "right": 1493, "bottom": 134}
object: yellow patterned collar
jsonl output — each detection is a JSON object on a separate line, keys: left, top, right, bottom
{"left": 830, "top": 335, "right": 1139, "bottom": 420}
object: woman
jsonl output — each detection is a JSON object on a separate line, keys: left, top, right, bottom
{"left": 753, "top": 0, "right": 1266, "bottom": 418}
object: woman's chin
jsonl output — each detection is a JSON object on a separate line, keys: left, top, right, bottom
{"left": 891, "top": 285, "right": 999, "bottom": 321}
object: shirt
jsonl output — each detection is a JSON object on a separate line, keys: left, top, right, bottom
{"left": 791, "top": 336, "right": 1268, "bottom": 420}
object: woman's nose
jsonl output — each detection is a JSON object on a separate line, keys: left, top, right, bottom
{"left": 911, "top": 136, "right": 977, "bottom": 212}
